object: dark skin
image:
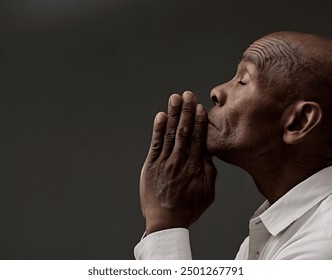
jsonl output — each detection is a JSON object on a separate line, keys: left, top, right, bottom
{"left": 140, "top": 32, "right": 332, "bottom": 235}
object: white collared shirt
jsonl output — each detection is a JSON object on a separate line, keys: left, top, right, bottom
{"left": 134, "top": 166, "right": 332, "bottom": 260}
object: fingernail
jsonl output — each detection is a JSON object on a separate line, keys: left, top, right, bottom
{"left": 170, "top": 95, "right": 181, "bottom": 106}
{"left": 155, "top": 112, "right": 165, "bottom": 122}
{"left": 197, "top": 104, "right": 204, "bottom": 113}
{"left": 183, "top": 91, "right": 193, "bottom": 101}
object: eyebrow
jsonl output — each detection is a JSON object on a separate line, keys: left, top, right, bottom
{"left": 239, "top": 52, "right": 261, "bottom": 66}
{"left": 238, "top": 51, "right": 266, "bottom": 76}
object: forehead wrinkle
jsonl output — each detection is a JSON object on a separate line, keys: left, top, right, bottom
{"left": 246, "top": 37, "right": 299, "bottom": 75}
{"left": 240, "top": 49, "right": 265, "bottom": 72}
{"left": 240, "top": 52, "right": 261, "bottom": 66}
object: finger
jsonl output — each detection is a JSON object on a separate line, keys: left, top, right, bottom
{"left": 173, "top": 91, "right": 197, "bottom": 157}
{"left": 146, "top": 112, "right": 168, "bottom": 163}
{"left": 204, "top": 156, "right": 217, "bottom": 194}
{"left": 161, "top": 94, "right": 182, "bottom": 157}
{"left": 188, "top": 104, "right": 207, "bottom": 163}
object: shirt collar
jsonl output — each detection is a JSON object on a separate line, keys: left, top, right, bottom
{"left": 255, "top": 166, "right": 332, "bottom": 236}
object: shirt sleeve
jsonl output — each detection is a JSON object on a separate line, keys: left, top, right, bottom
{"left": 134, "top": 228, "right": 192, "bottom": 260}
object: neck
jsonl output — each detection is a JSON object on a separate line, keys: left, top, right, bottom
{"left": 238, "top": 150, "right": 332, "bottom": 204}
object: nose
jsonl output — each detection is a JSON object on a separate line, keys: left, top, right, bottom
{"left": 210, "top": 83, "right": 227, "bottom": 107}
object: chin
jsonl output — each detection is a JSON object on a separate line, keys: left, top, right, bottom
{"left": 206, "top": 127, "right": 220, "bottom": 155}
{"left": 205, "top": 138, "right": 226, "bottom": 158}
{"left": 205, "top": 137, "right": 217, "bottom": 155}
{"left": 205, "top": 137, "right": 239, "bottom": 163}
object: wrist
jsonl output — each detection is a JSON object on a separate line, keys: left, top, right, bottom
{"left": 145, "top": 212, "right": 189, "bottom": 235}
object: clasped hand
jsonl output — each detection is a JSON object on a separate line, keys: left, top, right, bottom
{"left": 140, "top": 91, "right": 217, "bottom": 235}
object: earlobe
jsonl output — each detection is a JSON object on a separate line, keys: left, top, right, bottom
{"left": 283, "top": 101, "right": 323, "bottom": 144}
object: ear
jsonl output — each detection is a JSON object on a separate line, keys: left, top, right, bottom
{"left": 283, "top": 101, "right": 323, "bottom": 145}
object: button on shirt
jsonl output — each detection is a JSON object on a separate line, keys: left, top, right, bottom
{"left": 134, "top": 166, "right": 332, "bottom": 260}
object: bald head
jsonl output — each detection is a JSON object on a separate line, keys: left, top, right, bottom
{"left": 244, "top": 32, "right": 332, "bottom": 67}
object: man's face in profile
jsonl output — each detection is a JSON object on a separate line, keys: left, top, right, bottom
{"left": 206, "top": 41, "right": 285, "bottom": 164}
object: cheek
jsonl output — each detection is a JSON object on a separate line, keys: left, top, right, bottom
{"left": 225, "top": 96, "right": 254, "bottom": 127}
{"left": 237, "top": 108, "right": 283, "bottom": 144}
{"left": 227, "top": 102, "right": 275, "bottom": 134}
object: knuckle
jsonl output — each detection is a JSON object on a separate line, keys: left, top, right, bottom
{"left": 165, "top": 159, "right": 180, "bottom": 175}
{"left": 151, "top": 141, "right": 162, "bottom": 151}
{"left": 181, "top": 104, "right": 194, "bottom": 113}
{"left": 164, "top": 131, "right": 176, "bottom": 141}
{"left": 168, "top": 107, "right": 181, "bottom": 117}
{"left": 168, "top": 111, "right": 178, "bottom": 117}
{"left": 187, "top": 161, "right": 202, "bottom": 173}
{"left": 153, "top": 126, "right": 164, "bottom": 133}
{"left": 178, "top": 126, "right": 190, "bottom": 138}
{"left": 194, "top": 117, "right": 204, "bottom": 126}
{"left": 165, "top": 162, "right": 176, "bottom": 174}
{"left": 191, "top": 132, "right": 202, "bottom": 143}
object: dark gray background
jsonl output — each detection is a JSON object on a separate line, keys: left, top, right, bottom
{"left": 1, "top": 0, "right": 331, "bottom": 259}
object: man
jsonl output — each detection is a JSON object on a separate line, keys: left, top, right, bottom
{"left": 135, "top": 31, "right": 332, "bottom": 259}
